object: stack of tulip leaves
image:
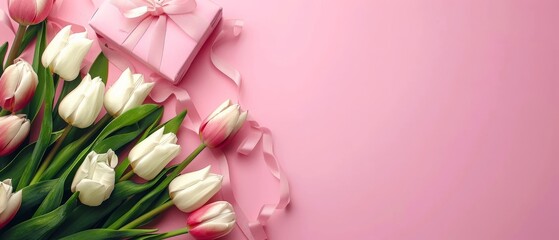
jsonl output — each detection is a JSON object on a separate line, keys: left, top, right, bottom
{"left": 0, "top": 19, "right": 240, "bottom": 240}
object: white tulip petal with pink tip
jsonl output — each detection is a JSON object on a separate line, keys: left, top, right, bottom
{"left": 8, "top": 0, "right": 54, "bottom": 26}
{"left": 0, "top": 179, "right": 22, "bottom": 229}
{"left": 0, "top": 60, "right": 38, "bottom": 112}
{"left": 187, "top": 201, "right": 236, "bottom": 240}
{"left": 199, "top": 100, "right": 248, "bottom": 148}
{"left": 0, "top": 115, "right": 30, "bottom": 157}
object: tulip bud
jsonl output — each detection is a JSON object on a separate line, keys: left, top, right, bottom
{"left": 71, "top": 150, "right": 117, "bottom": 207}
{"left": 0, "top": 179, "right": 22, "bottom": 229}
{"left": 8, "top": 0, "right": 54, "bottom": 26}
{"left": 129, "top": 127, "right": 181, "bottom": 181}
{"left": 0, "top": 115, "right": 30, "bottom": 156}
{"left": 187, "top": 201, "right": 236, "bottom": 240}
{"left": 0, "top": 60, "right": 38, "bottom": 112}
{"left": 199, "top": 100, "right": 247, "bottom": 148}
{"left": 169, "top": 166, "right": 223, "bottom": 213}
{"left": 41, "top": 25, "right": 93, "bottom": 80}
{"left": 58, "top": 74, "right": 105, "bottom": 128}
{"left": 104, "top": 68, "right": 154, "bottom": 117}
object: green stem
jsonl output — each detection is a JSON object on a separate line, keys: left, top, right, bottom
{"left": 30, "top": 124, "right": 72, "bottom": 184}
{"left": 169, "top": 144, "right": 206, "bottom": 180}
{"left": 0, "top": 109, "right": 10, "bottom": 116}
{"left": 40, "top": 114, "right": 113, "bottom": 180}
{"left": 120, "top": 201, "right": 175, "bottom": 230}
{"left": 4, "top": 24, "right": 27, "bottom": 70}
{"left": 156, "top": 227, "right": 190, "bottom": 239}
{"left": 119, "top": 170, "right": 135, "bottom": 182}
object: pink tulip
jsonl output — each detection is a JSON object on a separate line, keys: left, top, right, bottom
{"left": 8, "top": 0, "right": 54, "bottom": 26}
{"left": 0, "top": 115, "right": 30, "bottom": 157}
{"left": 0, "top": 60, "right": 38, "bottom": 112}
{"left": 0, "top": 179, "right": 22, "bottom": 229}
{"left": 187, "top": 201, "right": 236, "bottom": 240}
{"left": 199, "top": 100, "right": 247, "bottom": 148}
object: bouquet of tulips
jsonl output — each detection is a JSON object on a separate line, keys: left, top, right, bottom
{"left": 0, "top": 1, "right": 245, "bottom": 239}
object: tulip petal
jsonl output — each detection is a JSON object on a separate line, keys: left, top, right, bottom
{"left": 129, "top": 128, "right": 165, "bottom": 163}
{"left": 71, "top": 78, "right": 104, "bottom": 128}
{"left": 42, "top": 25, "right": 71, "bottom": 68}
{"left": 132, "top": 144, "right": 180, "bottom": 180}
{"left": 75, "top": 180, "right": 108, "bottom": 207}
{"left": 205, "top": 100, "right": 232, "bottom": 124}
{"left": 51, "top": 36, "right": 93, "bottom": 80}
{"left": 171, "top": 175, "right": 222, "bottom": 212}
{"left": 169, "top": 166, "right": 211, "bottom": 194}
{"left": 0, "top": 190, "right": 21, "bottom": 229}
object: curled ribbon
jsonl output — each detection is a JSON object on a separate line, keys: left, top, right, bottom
{"left": 111, "top": 0, "right": 206, "bottom": 70}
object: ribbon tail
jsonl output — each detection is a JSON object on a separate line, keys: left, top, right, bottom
{"left": 211, "top": 19, "right": 244, "bottom": 87}
{"left": 213, "top": 149, "right": 265, "bottom": 240}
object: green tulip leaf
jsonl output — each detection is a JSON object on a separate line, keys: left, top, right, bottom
{"left": 102, "top": 167, "right": 175, "bottom": 228}
{"left": 58, "top": 228, "right": 157, "bottom": 240}
{"left": 17, "top": 61, "right": 55, "bottom": 190}
{"left": 7, "top": 180, "right": 57, "bottom": 227}
{"left": 0, "top": 193, "right": 79, "bottom": 240}
{"left": 24, "top": 22, "right": 46, "bottom": 122}
{"left": 33, "top": 177, "right": 65, "bottom": 217}
{"left": 88, "top": 53, "right": 109, "bottom": 84}
{"left": 41, "top": 116, "right": 112, "bottom": 181}
{"left": 51, "top": 168, "right": 173, "bottom": 239}
{"left": 17, "top": 23, "right": 42, "bottom": 56}
{"left": 93, "top": 107, "right": 163, "bottom": 153}
{"left": 0, "top": 130, "right": 61, "bottom": 187}
{"left": 96, "top": 104, "right": 160, "bottom": 142}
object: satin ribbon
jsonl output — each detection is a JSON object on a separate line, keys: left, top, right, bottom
{"left": 214, "top": 119, "right": 291, "bottom": 240}
{"left": 211, "top": 19, "right": 243, "bottom": 86}
{"left": 111, "top": 0, "right": 206, "bottom": 70}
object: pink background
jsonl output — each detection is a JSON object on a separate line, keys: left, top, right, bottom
{"left": 3, "top": 0, "right": 559, "bottom": 239}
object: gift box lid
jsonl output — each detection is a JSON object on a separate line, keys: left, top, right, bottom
{"left": 89, "top": 0, "right": 222, "bottom": 83}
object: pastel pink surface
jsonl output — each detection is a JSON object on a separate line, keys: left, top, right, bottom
{"left": 3, "top": 0, "right": 559, "bottom": 239}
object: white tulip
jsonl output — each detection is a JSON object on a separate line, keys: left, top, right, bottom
{"left": 0, "top": 179, "right": 22, "bottom": 229}
{"left": 71, "top": 150, "right": 117, "bottom": 207}
{"left": 169, "top": 166, "right": 223, "bottom": 213}
{"left": 104, "top": 68, "right": 154, "bottom": 116}
{"left": 42, "top": 25, "right": 93, "bottom": 81}
{"left": 58, "top": 74, "right": 105, "bottom": 128}
{"left": 129, "top": 127, "right": 181, "bottom": 181}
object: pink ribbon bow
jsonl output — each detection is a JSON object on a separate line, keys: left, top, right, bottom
{"left": 111, "top": 0, "right": 205, "bottom": 69}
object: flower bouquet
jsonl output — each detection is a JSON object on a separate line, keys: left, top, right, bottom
{"left": 0, "top": 0, "right": 251, "bottom": 239}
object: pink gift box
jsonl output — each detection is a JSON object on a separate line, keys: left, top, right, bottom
{"left": 89, "top": 0, "right": 222, "bottom": 83}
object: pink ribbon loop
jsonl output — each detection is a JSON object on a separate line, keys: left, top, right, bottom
{"left": 111, "top": 0, "right": 205, "bottom": 69}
